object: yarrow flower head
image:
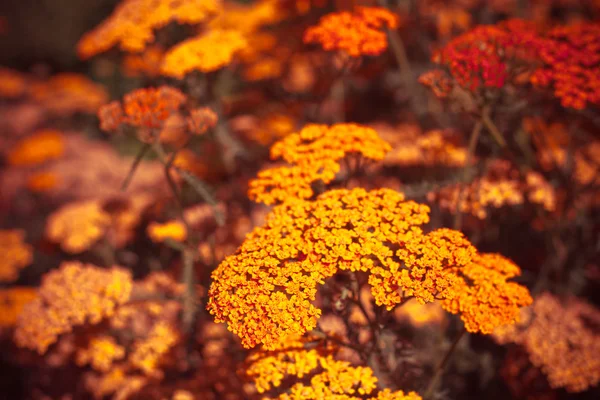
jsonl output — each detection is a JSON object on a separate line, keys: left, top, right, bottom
{"left": 14, "top": 262, "right": 133, "bottom": 354}
{"left": 248, "top": 123, "right": 391, "bottom": 205}
{"left": 303, "top": 6, "right": 399, "bottom": 57}
{"left": 425, "top": 19, "right": 541, "bottom": 93}
{"left": 77, "top": 0, "right": 222, "bottom": 59}
{"left": 246, "top": 334, "right": 422, "bottom": 399}
{"left": 493, "top": 293, "right": 600, "bottom": 392}
{"left": 442, "top": 253, "right": 532, "bottom": 334}
{"left": 0, "top": 229, "right": 33, "bottom": 283}
{"left": 531, "top": 22, "right": 600, "bottom": 109}
{"left": 161, "top": 29, "right": 247, "bottom": 78}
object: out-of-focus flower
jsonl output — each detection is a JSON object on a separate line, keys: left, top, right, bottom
{"left": 147, "top": 220, "right": 188, "bottom": 243}
{"left": 6, "top": 129, "right": 65, "bottom": 166}
{"left": 304, "top": 6, "right": 399, "bottom": 57}
{"left": 45, "top": 199, "right": 111, "bottom": 253}
{"left": 14, "top": 262, "right": 133, "bottom": 354}
{"left": 494, "top": 293, "right": 600, "bottom": 392}
{"left": 77, "top": 0, "right": 222, "bottom": 59}
{"left": 76, "top": 335, "right": 126, "bottom": 372}
{"left": 428, "top": 159, "right": 555, "bottom": 218}
{"left": 0, "top": 287, "right": 37, "bottom": 327}
{"left": 0, "top": 68, "right": 29, "bottom": 98}
{"left": 29, "top": 73, "right": 108, "bottom": 115}
{"left": 122, "top": 45, "right": 165, "bottom": 78}
{"left": 0, "top": 229, "right": 33, "bottom": 283}
{"left": 161, "top": 29, "right": 247, "bottom": 78}
{"left": 187, "top": 107, "right": 218, "bottom": 135}
{"left": 129, "top": 321, "right": 179, "bottom": 377}
{"left": 394, "top": 300, "right": 446, "bottom": 328}
{"left": 248, "top": 123, "right": 391, "bottom": 205}
{"left": 122, "top": 86, "right": 187, "bottom": 130}
{"left": 531, "top": 22, "right": 600, "bottom": 109}
{"left": 442, "top": 253, "right": 532, "bottom": 334}
{"left": 426, "top": 19, "right": 541, "bottom": 92}
{"left": 209, "top": 0, "right": 284, "bottom": 34}
{"left": 26, "top": 171, "right": 59, "bottom": 193}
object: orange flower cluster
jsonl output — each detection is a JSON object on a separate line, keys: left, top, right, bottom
{"left": 147, "top": 220, "right": 188, "bottom": 243}
{"left": 100, "top": 86, "right": 186, "bottom": 131}
{"left": 0, "top": 287, "right": 37, "bottom": 327}
{"left": 28, "top": 73, "right": 108, "bottom": 115}
{"left": 248, "top": 123, "right": 391, "bottom": 205}
{"left": 99, "top": 87, "right": 217, "bottom": 142}
{"left": 303, "top": 6, "right": 399, "bottom": 57}
{"left": 161, "top": 29, "right": 247, "bottom": 77}
{"left": 428, "top": 19, "right": 540, "bottom": 92}
{"left": 208, "top": 187, "right": 531, "bottom": 348}
{"left": 0, "top": 229, "right": 33, "bottom": 283}
{"left": 46, "top": 195, "right": 152, "bottom": 253}
{"left": 129, "top": 321, "right": 180, "bottom": 377}
{"left": 208, "top": 188, "right": 430, "bottom": 348}
{"left": 122, "top": 45, "right": 165, "bottom": 77}
{"left": 6, "top": 129, "right": 65, "bottom": 166}
{"left": 418, "top": 70, "right": 453, "bottom": 98}
{"left": 246, "top": 334, "right": 422, "bottom": 399}
{"left": 531, "top": 22, "right": 600, "bottom": 109}
{"left": 442, "top": 253, "right": 532, "bottom": 334}
{"left": 77, "top": 0, "right": 222, "bottom": 59}
{"left": 377, "top": 125, "right": 468, "bottom": 168}
{"left": 428, "top": 161, "right": 556, "bottom": 218}
{"left": 494, "top": 293, "right": 600, "bottom": 392}
{"left": 45, "top": 200, "right": 111, "bottom": 253}
{"left": 14, "top": 262, "right": 133, "bottom": 354}
{"left": 76, "top": 335, "right": 126, "bottom": 372}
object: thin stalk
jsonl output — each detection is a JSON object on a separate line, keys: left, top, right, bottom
{"left": 481, "top": 109, "right": 507, "bottom": 148}
{"left": 424, "top": 328, "right": 467, "bottom": 399}
{"left": 121, "top": 143, "right": 152, "bottom": 191}
{"left": 453, "top": 118, "right": 484, "bottom": 230}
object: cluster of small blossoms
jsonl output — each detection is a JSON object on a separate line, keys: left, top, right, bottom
{"left": 75, "top": 335, "right": 126, "bottom": 372}
{"left": 428, "top": 160, "right": 556, "bottom": 218}
{"left": 14, "top": 262, "right": 133, "bottom": 354}
{"left": 6, "top": 129, "right": 65, "bottom": 167}
{"left": 246, "top": 334, "right": 422, "bottom": 400}
{"left": 98, "top": 86, "right": 217, "bottom": 141}
{"left": 77, "top": 0, "right": 222, "bottom": 59}
{"left": 0, "top": 229, "right": 33, "bottom": 282}
{"left": 426, "top": 19, "right": 541, "bottom": 92}
{"left": 248, "top": 123, "right": 391, "bottom": 205}
{"left": 531, "top": 22, "right": 600, "bottom": 109}
{"left": 161, "top": 29, "right": 247, "bottom": 77}
{"left": 208, "top": 187, "right": 531, "bottom": 349}
{"left": 494, "top": 293, "right": 600, "bottom": 392}
{"left": 442, "top": 253, "right": 532, "bottom": 334}
{"left": 28, "top": 73, "right": 109, "bottom": 116}
{"left": 303, "top": 6, "right": 399, "bottom": 57}
{"left": 0, "top": 287, "right": 37, "bottom": 327}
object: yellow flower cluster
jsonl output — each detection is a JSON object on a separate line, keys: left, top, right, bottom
{"left": 209, "top": 187, "right": 532, "bottom": 348}
{"left": 247, "top": 335, "right": 422, "bottom": 400}
{"left": 129, "top": 321, "right": 179, "bottom": 377}
{"left": 147, "top": 220, "right": 188, "bottom": 243}
{"left": 76, "top": 335, "right": 126, "bottom": 372}
{"left": 0, "top": 229, "right": 33, "bottom": 283}
{"left": 7, "top": 129, "right": 65, "bottom": 167}
{"left": 77, "top": 0, "right": 222, "bottom": 59}
{"left": 0, "top": 287, "right": 37, "bottom": 327}
{"left": 494, "top": 293, "right": 600, "bottom": 392}
{"left": 45, "top": 200, "right": 111, "bottom": 253}
{"left": 442, "top": 253, "right": 532, "bottom": 334}
{"left": 14, "top": 262, "right": 133, "bottom": 354}
{"left": 248, "top": 123, "right": 391, "bottom": 205}
{"left": 208, "top": 188, "right": 430, "bottom": 349}
{"left": 161, "top": 29, "right": 247, "bottom": 78}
